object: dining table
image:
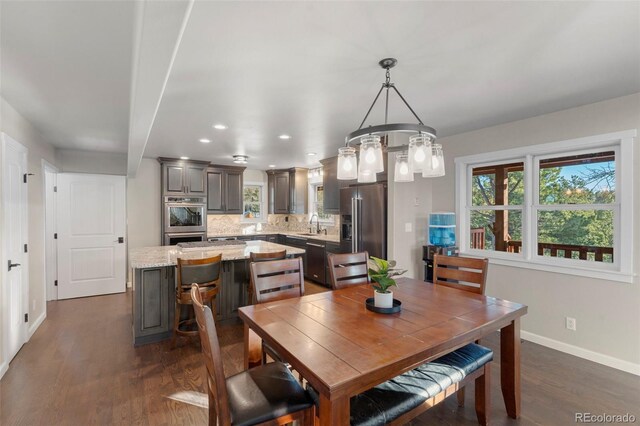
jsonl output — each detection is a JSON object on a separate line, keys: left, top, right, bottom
{"left": 238, "top": 277, "right": 528, "bottom": 426}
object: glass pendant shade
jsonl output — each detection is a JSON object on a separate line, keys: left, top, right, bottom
{"left": 337, "top": 147, "right": 358, "bottom": 180}
{"left": 394, "top": 153, "right": 414, "bottom": 182}
{"left": 357, "top": 158, "right": 376, "bottom": 183}
{"left": 408, "top": 134, "right": 432, "bottom": 173}
{"left": 359, "top": 135, "right": 384, "bottom": 173}
{"left": 422, "top": 143, "right": 445, "bottom": 177}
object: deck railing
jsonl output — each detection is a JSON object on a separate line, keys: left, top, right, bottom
{"left": 507, "top": 241, "right": 613, "bottom": 262}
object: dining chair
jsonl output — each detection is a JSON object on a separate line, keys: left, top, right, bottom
{"left": 433, "top": 253, "right": 489, "bottom": 407}
{"left": 432, "top": 254, "right": 489, "bottom": 295}
{"left": 327, "top": 251, "right": 370, "bottom": 290}
{"left": 247, "top": 249, "right": 287, "bottom": 304}
{"left": 245, "top": 250, "right": 288, "bottom": 368}
{"left": 171, "top": 254, "right": 222, "bottom": 348}
{"left": 250, "top": 257, "right": 304, "bottom": 364}
{"left": 190, "top": 284, "right": 315, "bottom": 426}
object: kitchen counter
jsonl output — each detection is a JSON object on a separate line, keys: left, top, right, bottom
{"left": 207, "top": 231, "right": 341, "bottom": 243}
{"left": 129, "top": 240, "right": 306, "bottom": 269}
{"left": 129, "top": 240, "right": 306, "bottom": 346}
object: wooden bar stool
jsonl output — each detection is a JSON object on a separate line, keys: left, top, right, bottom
{"left": 171, "top": 254, "right": 222, "bottom": 348}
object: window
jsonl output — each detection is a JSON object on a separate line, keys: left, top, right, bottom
{"left": 242, "top": 184, "right": 264, "bottom": 222}
{"left": 310, "top": 183, "right": 333, "bottom": 222}
{"left": 455, "top": 130, "right": 635, "bottom": 282}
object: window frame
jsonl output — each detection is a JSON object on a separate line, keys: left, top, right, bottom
{"left": 455, "top": 129, "right": 635, "bottom": 283}
{"left": 241, "top": 182, "right": 266, "bottom": 223}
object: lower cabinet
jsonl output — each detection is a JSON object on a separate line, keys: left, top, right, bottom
{"left": 132, "top": 261, "right": 250, "bottom": 346}
{"left": 133, "top": 266, "right": 175, "bottom": 346}
{"left": 306, "top": 240, "right": 326, "bottom": 284}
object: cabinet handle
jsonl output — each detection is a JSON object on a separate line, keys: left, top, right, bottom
{"left": 307, "top": 243, "right": 324, "bottom": 248}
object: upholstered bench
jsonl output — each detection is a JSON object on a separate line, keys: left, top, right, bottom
{"left": 310, "top": 343, "right": 493, "bottom": 426}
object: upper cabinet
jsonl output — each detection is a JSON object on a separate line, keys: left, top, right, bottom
{"left": 267, "top": 167, "right": 308, "bottom": 214}
{"left": 320, "top": 156, "right": 348, "bottom": 214}
{"left": 159, "top": 158, "right": 209, "bottom": 196}
{"left": 207, "top": 166, "right": 245, "bottom": 214}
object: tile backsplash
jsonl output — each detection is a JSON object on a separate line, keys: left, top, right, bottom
{"left": 207, "top": 214, "right": 339, "bottom": 236}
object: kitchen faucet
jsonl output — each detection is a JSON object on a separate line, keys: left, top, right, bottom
{"left": 309, "top": 213, "right": 320, "bottom": 234}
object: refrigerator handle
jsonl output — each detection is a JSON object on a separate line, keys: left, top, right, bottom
{"left": 351, "top": 197, "right": 357, "bottom": 253}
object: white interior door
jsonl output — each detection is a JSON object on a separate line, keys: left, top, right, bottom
{"left": 1, "top": 133, "right": 29, "bottom": 361}
{"left": 57, "top": 173, "right": 126, "bottom": 299}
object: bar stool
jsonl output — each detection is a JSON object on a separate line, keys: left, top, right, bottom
{"left": 171, "top": 254, "right": 222, "bottom": 348}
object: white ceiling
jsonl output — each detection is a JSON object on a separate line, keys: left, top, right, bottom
{"left": 1, "top": 1, "right": 639, "bottom": 173}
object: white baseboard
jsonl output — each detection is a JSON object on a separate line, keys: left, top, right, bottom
{"left": 521, "top": 330, "right": 640, "bottom": 376}
{"left": 28, "top": 311, "right": 46, "bottom": 339}
{"left": 0, "top": 361, "right": 7, "bottom": 380}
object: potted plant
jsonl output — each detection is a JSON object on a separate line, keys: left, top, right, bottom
{"left": 368, "top": 257, "right": 407, "bottom": 308}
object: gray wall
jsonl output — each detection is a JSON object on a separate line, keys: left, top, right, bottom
{"left": 56, "top": 149, "right": 127, "bottom": 175}
{"left": 425, "top": 93, "right": 639, "bottom": 370}
{"left": 126, "top": 158, "right": 161, "bottom": 250}
{"left": 0, "top": 96, "right": 58, "bottom": 373}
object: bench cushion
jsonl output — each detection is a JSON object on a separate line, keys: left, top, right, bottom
{"left": 349, "top": 343, "right": 493, "bottom": 426}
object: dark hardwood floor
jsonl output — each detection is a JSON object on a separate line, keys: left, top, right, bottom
{"left": 1, "top": 284, "right": 638, "bottom": 425}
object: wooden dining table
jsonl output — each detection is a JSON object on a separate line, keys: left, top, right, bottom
{"left": 238, "top": 277, "right": 528, "bottom": 426}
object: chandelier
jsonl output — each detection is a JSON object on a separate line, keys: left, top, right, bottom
{"left": 337, "top": 58, "right": 445, "bottom": 183}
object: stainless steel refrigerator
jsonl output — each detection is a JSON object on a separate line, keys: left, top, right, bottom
{"left": 340, "top": 183, "right": 387, "bottom": 259}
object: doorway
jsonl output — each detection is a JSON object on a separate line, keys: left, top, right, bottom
{"left": 1, "top": 133, "right": 29, "bottom": 364}
{"left": 43, "top": 161, "right": 58, "bottom": 301}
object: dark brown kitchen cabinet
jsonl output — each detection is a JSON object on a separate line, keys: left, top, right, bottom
{"left": 267, "top": 168, "right": 308, "bottom": 214}
{"left": 320, "top": 156, "right": 351, "bottom": 214}
{"left": 207, "top": 165, "right": 245, "bottom": 214}
{"left": 159, "top": 158, "right": 209, "bottom": 196}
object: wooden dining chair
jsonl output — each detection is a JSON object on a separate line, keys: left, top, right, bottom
{"left": 247, "top": 249, "right": 287, "bottom": 304}
{"left": 171, "top": 254, "right": 222, "bottom": 348}
{"left": 250, "top": 257, "right": 304, "bottom": 364}
{"left": 433, "top": 254, "right": 489, "bottom": 295}
{"left": 190, "top": 284, "right": 315, "bottom": 426}
{"left": 327, "top": 251, "right": 370, "bottom": 290}
{"left": 433, "top": 254, "right": 489, "bottom": 407}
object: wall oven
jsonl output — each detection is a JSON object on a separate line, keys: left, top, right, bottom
{"left": 163, "top": 196, "right": 206, "bottom": 234}
{"left": 164, "top": 232, "right": 206, "bottom": 246}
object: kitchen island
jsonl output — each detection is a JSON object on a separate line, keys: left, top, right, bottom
{"left": 129, "top": 240, "right": 305, "bottom": 346}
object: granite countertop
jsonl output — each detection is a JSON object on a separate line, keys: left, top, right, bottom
{"left": 129, "top": 240, "right": 306, "bottom": 269}
{"left": 208, "top": 230, "right": 340, "bottom": 243}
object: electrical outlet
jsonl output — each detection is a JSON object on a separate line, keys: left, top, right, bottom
{"left": 565, "top": 317, "right": 576, "bottom": 331}
{"left": 414, "top": 197, "right": 420, "bottom": 206}
{"left": 405, "top": 223, "right": 412, "bottom": 232}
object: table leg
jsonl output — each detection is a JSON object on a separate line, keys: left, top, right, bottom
{"left": 243, "top": 323, "right": 262, "bottom": 370}
{"left": 500, "top": 318, "right": 521, "bottom": 418}
{"left": 319, "top": 393, "right": 349, "bottom": 426}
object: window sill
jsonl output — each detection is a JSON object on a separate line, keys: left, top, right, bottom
{"left": 459, "top": 249, "right": 634, "bottom": 284}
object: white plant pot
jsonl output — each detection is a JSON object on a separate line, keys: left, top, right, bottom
{"left": 374, "top": 290, "right": 393, "bottom": 308}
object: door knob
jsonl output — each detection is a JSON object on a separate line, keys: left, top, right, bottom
{"left": 8, "top": 260, "right": 21, "bottom": 271}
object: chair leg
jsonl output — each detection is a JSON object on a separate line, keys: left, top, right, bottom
{"left": 171, "top": 299, "right": 181, "bottom": 349}
{"left": 457, "top": 386, "right": 465, "bottom": 407}
{"left": 302, "top": 404, "right": 316, "bottom": 426}
{"left": 475, "top": 363, "right": 491, "bottom": 426}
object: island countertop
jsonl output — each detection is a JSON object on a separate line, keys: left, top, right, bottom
{"left": 129, "top": 240, "right": 306, "bottom": 269}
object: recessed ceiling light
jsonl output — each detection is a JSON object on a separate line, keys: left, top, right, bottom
{"left": 180, "top": 156, "right": 190, "bottom": 160}
{"left": 213, "top": 124, "right": 228, "bottom": 130}
{"left": 233, "top": 155, "right": 248, "bottom": 164}
{"left": 199, "top": 138, "right": 211, "bottom": 143}
{"left": 307, "top": 152, "right": 317, "bottom": 156}
{"left": 268, "top": 164, "right": 276, "bottom": 168}
{"left": 279, "top": 134, "right": 291, "bottom": 140}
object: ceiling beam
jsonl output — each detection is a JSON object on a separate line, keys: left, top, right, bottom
{"left": 126, "top": 0, "right": 194, "bottom": 177}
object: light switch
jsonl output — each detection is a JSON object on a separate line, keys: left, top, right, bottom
{"left": 405, "top": 222, "right": 412, "bottom": 232}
